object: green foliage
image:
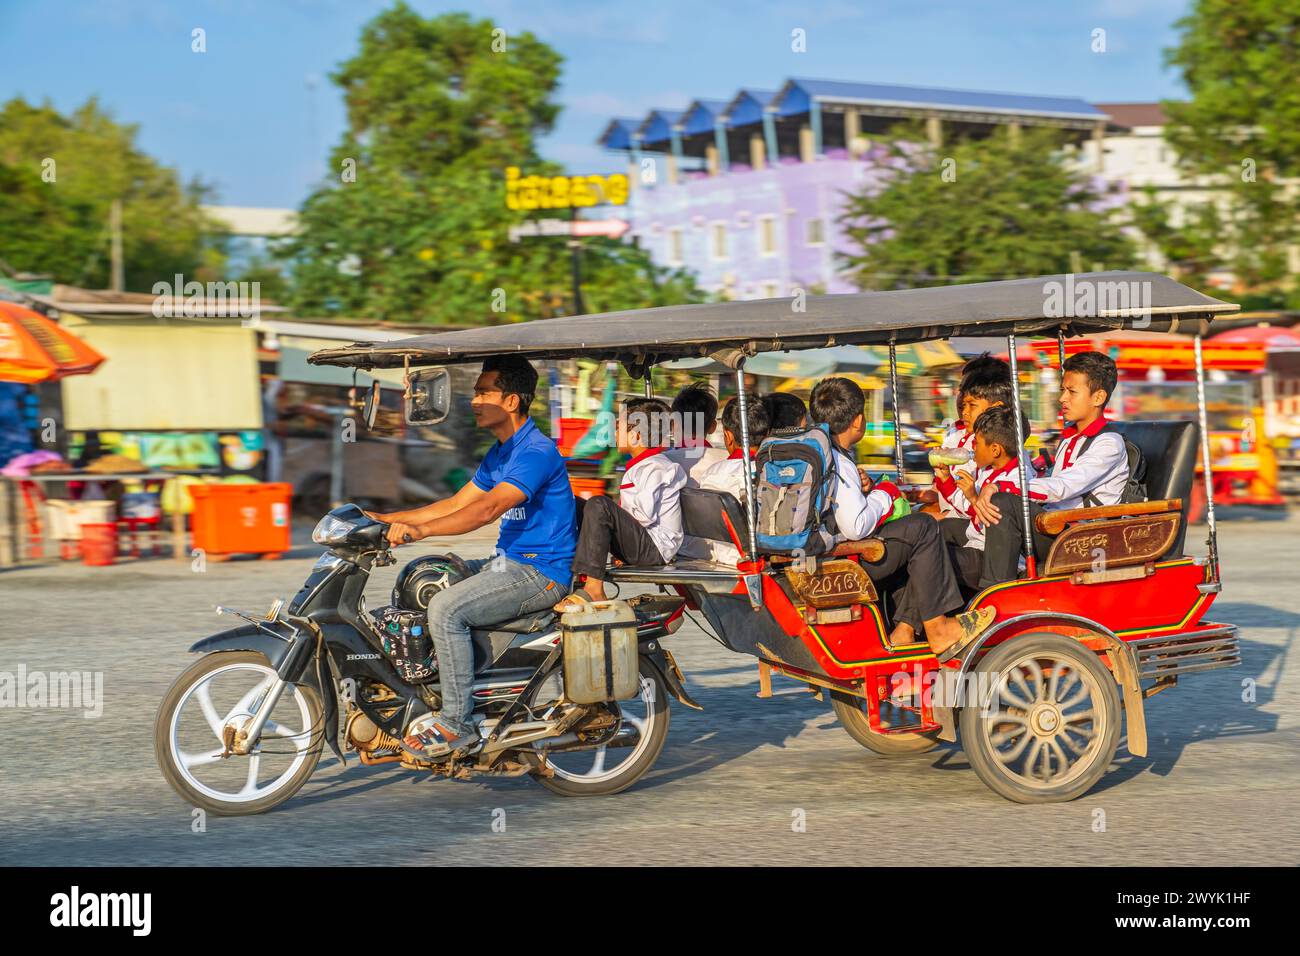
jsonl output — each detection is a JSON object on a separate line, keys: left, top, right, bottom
{"left": 0, "top": 97, "right": 220, "bottom": 290}
{"left": 1162, "top": 1, "right": 1300, "bottom": 300}
{"left": 285, "top": 4, "right": 703, "bottom": 323}
{"left": 838, "top": 128, "right": 1135, "bottom": 289}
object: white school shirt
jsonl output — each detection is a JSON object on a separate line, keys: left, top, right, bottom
{"left": 935, "top": 421, "right": 976, "bottom": 518}
{"left": 829, "top": 446, "right": 903, "bottom": 543}
{"left": 1029, "top": 418, "right": 1128, "bottom": 511}
{"left": 963, "top": 456, "right": 1035, "bottom": 551}
{"left": 619, "top": 447, "right": 687, "bottom": 561}
{"left": 663, "top": 439, "right": 728, "bottom": 489}
{"left": 935, "top": 433, "right": 1036, "bottom": 518}
{"left": 677, "top": 450, "right": 750, "bottom": 567}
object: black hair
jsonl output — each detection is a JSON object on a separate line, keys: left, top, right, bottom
{"left": 973, "top": 405, "right": 1031, "bottom": 457}
{"left": 959, "top": 355, "right": 1011, "bottom": 399}
{"left": 481, "top": 355, "right": 538, "bottom": 414}
{"left": 622, "top": 397, "right": 671, "bottom": 445}
{"left": 964, "top": 378, "right": 1015, "bottom": 408}
{"left": 960, "top": 352, "right": 1006, "bottom": 380}
{"left": 761, "top": 392, "right": 808, "bottom": 430}
{"left": 720, "top": 396, "right": 770, "bottom": 446}
{"left": 809, "top": 376, "right": 865, "bottom": 435}
{"left": 1063, "top": 350, "right": 1118, "bottom": 404}
{"left": 671, "top": 381, "right": 718, "bottom": 422}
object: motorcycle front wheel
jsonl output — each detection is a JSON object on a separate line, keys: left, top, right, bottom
{"left": 525, "top": 657, "right": 670, "bottom": 797}
{"left": 155, "top": 651, "right": 324, "bottom": 816}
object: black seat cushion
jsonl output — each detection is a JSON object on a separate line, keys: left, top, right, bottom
{"left": 1108, "top": 420, "right": 1199, "bottom": 555}
{"left": 488, "top": 608, "right": 557, "bottom": 634}
{"left": 680, "top": 487, "right": 750, "bottom": 548}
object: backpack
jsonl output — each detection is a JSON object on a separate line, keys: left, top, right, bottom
{"left": 753, "top": 424, "right": 839, "bottom": 555}
{"left": 1078, "top": 425, "right": 1147, "bottom": 506}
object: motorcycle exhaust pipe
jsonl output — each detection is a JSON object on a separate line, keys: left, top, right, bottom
{"left": 530, "top": 726, "right": 638, "bottom": 752}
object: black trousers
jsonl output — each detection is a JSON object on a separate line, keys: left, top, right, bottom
{"left": 572, "top": 495, "right": 665, "bottom": 582}
{"left": 978, "top": 491, "right": 1055, "bottom": 589}
{"left": 859, "top": 513, "right": 965, "bottom": 631}
{"left": 947, "top": 543, "right": 984, "bottom": 593}
{"left": 939, "top": 516, "right": 971, "bottom": 547}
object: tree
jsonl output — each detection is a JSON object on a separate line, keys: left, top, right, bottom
{"left": 839, "top": 128, "right": 1136, "bottom": 289}
{"left": 1162, "top": 1, "right": 1300, "bottom": 301}
{"left": 285, "top": 4, "right": 703, "bottom": 324}
{"left": 0, "top": 97, "right": 221, "bottom": 290}
{"left": 1127, "top": 187, "right": 1225, "bottom": 290}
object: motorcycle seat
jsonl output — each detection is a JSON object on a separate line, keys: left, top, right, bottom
{"left": 488, "top": 608, "right": 558, "bottom": 634}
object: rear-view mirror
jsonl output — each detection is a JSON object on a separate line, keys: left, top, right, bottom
{"left": 360, "top": 381, "right": 381, "bottom": 430}
{"left": 406, "top": 367, "right": 451, "bottom": 426}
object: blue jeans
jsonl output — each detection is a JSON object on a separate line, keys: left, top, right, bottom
{"left": 424, "top": 556, "right": 569, "bottom": 730}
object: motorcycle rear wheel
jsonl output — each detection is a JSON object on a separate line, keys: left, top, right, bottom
{"left": 526, "top": 658, "right": 670, "bottom": 796}
{"left": 155, "top": 651, "right": 324, "bottom": 816}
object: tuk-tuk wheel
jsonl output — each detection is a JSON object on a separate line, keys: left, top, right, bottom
{"left": 830, "top": 692, "right": 940, "bottom": 756}
{"left": 960, "top": 633, "right": 1120, "bottom": 804}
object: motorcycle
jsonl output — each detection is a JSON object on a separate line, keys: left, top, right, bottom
{"left": 154, "top": 504, "right": 695, "bottom": 815}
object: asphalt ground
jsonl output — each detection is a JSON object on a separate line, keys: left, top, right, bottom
{"left": 0, "top": 511, "right": 1296, "bottom": 866}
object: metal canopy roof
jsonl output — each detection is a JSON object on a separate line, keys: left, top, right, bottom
{"left": 775, "top": 78, "right": 1109, "bottom": 122}
{"left": 678, "top": 99, "right": 732, "bottom": 136}
{"left": 308, "top": 273, "right": 1238, "bottom": 371}
{"left": 721, "top": 89, "right": 779, "bottom": 126}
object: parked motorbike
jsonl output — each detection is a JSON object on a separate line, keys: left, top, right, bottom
{"left": 155, "top": 504, "right": 693, "bottom": 815}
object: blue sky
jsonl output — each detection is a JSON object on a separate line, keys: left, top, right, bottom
{"left": 0, "top": 0, "right": 1193, "bottom": 208}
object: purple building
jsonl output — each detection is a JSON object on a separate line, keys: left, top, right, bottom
{"left": 599, "top": 79, "right": 1110, "bottom": 298}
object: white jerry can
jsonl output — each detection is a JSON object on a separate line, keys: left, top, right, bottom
{"left": 560, "top": 599, "right": 640, "bottom": 704}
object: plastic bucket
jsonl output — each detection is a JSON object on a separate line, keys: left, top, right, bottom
{"left": 80, "top": 523, "right": 118, "bottom": 566}
{"left": 556, "top": 417, "right": 595, "bottom": 457}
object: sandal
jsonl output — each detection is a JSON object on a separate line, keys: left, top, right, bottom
{"left": 552, "top": 591, "right": 593, "bottom": 613}
{"left": 936, "top": 605, "right": 997, "bottom": 664}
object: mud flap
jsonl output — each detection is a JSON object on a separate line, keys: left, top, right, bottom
{"left": 642, "top": 644, "right": 702, "bottom": 711}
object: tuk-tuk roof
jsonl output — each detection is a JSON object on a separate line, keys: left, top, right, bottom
{"left": 307, "top": 271, "right": 1238, "bottom": 370}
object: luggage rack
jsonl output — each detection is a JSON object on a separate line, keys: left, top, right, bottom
{"left": 1130, "top": 624, "right": 1240, "bottom": 681}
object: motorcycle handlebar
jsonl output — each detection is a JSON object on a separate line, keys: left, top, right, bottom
{"left": 374, "top": 521, "right": 412, "bottom": 545}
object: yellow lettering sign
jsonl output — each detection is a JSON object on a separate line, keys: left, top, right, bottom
{"left": 503, "top": 167, "right": 629, "bottom": 209}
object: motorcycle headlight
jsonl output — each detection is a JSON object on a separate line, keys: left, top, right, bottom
{"left": 312, "top": 514, "right": 356, "bottom": 545}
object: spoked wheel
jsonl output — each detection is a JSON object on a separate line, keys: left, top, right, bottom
{"left": 525, "top": 657, "right": 670, "bottom": 796}
{"left": 155, "top": 651, "right": 323, "bottom": 816}
{"left": 961, "top": 633, "right": 1120, "bottom": 804}
{"left": 830, "top": 691, "right": 940, "bottom": 755}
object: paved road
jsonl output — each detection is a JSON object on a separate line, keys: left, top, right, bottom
{"left": 1, "top": 514, "right": 1296, "bottom": 866}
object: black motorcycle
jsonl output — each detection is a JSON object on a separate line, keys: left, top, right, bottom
{"left": 155, "top": 504, "right": 694, "bottom": 815}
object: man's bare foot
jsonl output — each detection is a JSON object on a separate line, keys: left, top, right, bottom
{"left": 553, "top": 592, "right": 592, "bottom": 612}
{"left": 887, "top": 621, "right": 917, "bottom": 646}
{"left": 924, "top": 607, "right": 996, "bottom": 661}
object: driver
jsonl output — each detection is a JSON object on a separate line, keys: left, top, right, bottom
{"left": 372, "top": 356, "right": 576, "bottom": 759}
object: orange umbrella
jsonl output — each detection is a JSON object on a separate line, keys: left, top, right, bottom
{"left": 0, "top": 301, "right": 106, "bottom": 383}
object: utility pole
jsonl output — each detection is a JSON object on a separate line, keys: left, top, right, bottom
{"left": 110, "top": 199, "right": 124, "bottom": 292}
{"left": 569, "top": 207, "right": 585, "bottom": 315}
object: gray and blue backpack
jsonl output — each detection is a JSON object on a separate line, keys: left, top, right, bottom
{"left": 753, "top": 424, "right": 839, "bottom": 555}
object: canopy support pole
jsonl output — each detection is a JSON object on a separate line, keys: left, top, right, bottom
{"left": 1058, "top": 327, "right": 1068, "bottom": 429}
{"left": 1007, "top": 333, "right": 1037, "bottom": 578}
{"left": 1193, "top": 333, "right": 1220, "bottom": 586}
{"left": 736, "top": 360, "right": 762, "bottom": 609}
{"left": 643, "top": 369, "right": 653, "bottom": 398}
{"left": 888, "top": 341, "right": 904, "bottom": 480}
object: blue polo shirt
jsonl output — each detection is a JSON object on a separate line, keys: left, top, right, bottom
{"left": 471, "top": 418, "right": 576, "bottom": 587}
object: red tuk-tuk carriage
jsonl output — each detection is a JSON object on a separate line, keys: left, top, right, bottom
{"left": 159, "top": 271, "right": 1241, "bottom": 814}
{"left": 300, "top": 271, "right": 1243, "bottom": 805}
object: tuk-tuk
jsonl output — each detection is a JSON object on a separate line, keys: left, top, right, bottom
{"left": 303, "top": 271, "right": 1239, "bottom": 805}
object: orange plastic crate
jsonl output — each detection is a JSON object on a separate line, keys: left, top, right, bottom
{"left": 188, "top": 483, "right": 292, "bottom": 556}
{"left": 569, "top": 476, "right": 607, "bottom": 499}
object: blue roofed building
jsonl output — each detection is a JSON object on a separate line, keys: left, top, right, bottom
{"left": 598, "top": 78, "right": 1114, "bottom": 299}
